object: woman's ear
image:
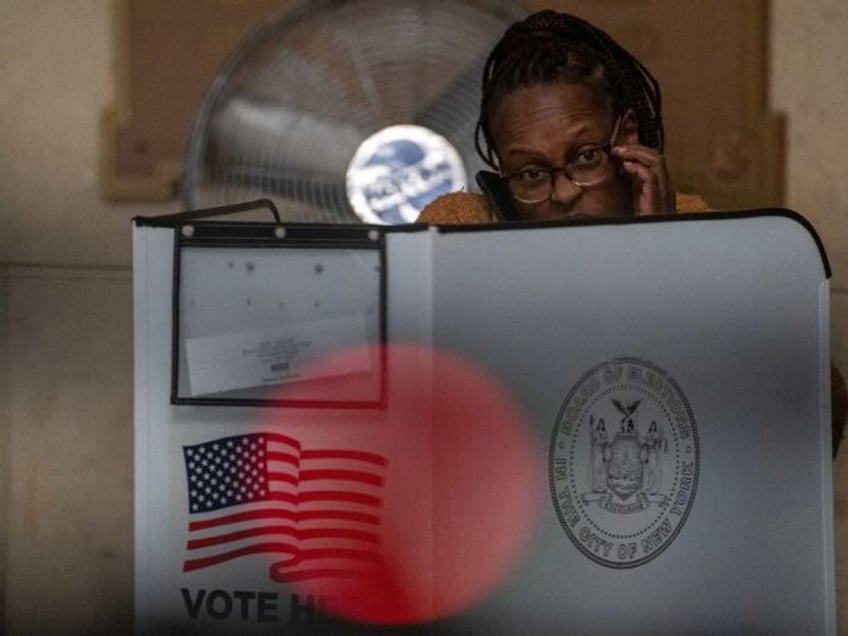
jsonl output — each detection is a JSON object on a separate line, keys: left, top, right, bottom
{"left": 619, "top": 109, "right": 639, "bottom": 145}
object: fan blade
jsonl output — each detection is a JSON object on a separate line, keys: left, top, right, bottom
{"left": 209, "top": 98, "right": 366, "bottom": 176}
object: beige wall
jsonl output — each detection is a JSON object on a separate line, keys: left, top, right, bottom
{"left": 771, "top": 3, "right": 848, "bottom": 631}
{"left": 2, "top": 266, "right": 134, "bottom": 634}
{"left": 0, "top": 0, "right": 169, "bottom": 266}
{"left": 1, "top": 1, "right": 847, "bottom": 634}
{"left": 772, "top": 0, "right": 848, "bottom": 377}
{"left": 1, "top": 2, "right": 168, "bottom": 633}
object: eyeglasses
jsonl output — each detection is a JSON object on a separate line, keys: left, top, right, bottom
{"left": 501, "top": 114, "right": 623, "bottom": 204}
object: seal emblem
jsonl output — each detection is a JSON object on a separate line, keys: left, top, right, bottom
{"left": 550, "top": 358, "right": 699, "bottom": 568}
{"left": 346, "top": 125, "right": 467, "bottom": 225}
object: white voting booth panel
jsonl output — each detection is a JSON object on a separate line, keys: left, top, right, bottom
{"left": 134, "top": 210, "right": 835, "bottom": 635}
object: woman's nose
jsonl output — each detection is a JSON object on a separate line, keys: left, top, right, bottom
{"left": 549, "top": 171, "right": 582, "bottom": 206}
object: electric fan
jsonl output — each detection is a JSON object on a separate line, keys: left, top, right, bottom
{"left": 182, "top": 0, "right": 528, "bottom": 224}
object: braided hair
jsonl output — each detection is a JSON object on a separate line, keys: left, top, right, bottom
{"left": 475, "top": 10, "right": 664, "bottom": 170}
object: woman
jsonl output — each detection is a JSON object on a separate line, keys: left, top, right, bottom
{"left": 418, "top": 9, "right": 705, "bottom": 223}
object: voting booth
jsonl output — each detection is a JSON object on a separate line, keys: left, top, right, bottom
{"left": 133, "top": 204, "right": 835, "bottom": 635}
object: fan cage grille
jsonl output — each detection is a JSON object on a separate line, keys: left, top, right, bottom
{"left": 183, "top": 0, "right": 528, "bottom": 223}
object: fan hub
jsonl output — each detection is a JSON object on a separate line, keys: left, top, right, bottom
{"left": 346, "top": 125, "right": 467, "bottom": 224}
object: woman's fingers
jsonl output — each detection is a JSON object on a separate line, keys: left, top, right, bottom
{"left": 612, "top": 145, "right": 675, "bottom": 215}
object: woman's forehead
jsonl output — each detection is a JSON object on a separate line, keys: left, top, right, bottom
{"left": 491, "top": 82, "right": 613, "bottom": 150}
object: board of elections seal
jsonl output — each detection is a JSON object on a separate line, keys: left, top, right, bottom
{"left": 346, "top": 125, "right": 467, "bottom": 225}
{"left": 550, "top": 358, "right": 699, "bottom": 568}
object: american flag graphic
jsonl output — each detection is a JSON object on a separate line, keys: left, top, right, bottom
{"left": 182, "top": 432, "right": 388, "bottom": 583}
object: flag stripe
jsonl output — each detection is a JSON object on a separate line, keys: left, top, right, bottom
{"left": 301, "top": 449, "right": 388, "bottom": 466}
{"left": 267, "top": 471, "right": 298, "bottom": 485}
{"left": 188, "top": 508, "right": 380, "bottom": 532}
{"left": 264, "top": 492, "right": 298, "bottom": 505}
{"left": 298, "top": 490, "right": 382, "bottom": 506}
{"left": 184, "top": 542, "right": 298, "bottom": 572}
{"left": 294, "top": 548, "right": 383, "bottom": 563}
{"left": 297, "top": 509, "right": 381, "bottom": 524}
{"left": 187, "top": 525, "right": 297, "bottom": 549}
{"left": 300, "top": 469, "right": 384, "bottom": 486}
{"left": 266, "top": 451, "right": 299, "bottom": 465}
{"left": 187, "top": 525, "right": 381, "bottom": 550}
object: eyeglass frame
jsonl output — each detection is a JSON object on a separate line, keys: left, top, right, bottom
{"left": 499, "top": 112, "right": 626, "bottom": 204}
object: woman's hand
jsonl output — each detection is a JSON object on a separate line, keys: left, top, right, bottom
{"left": 611, "top": 144, "right": 675, "bottom": 215}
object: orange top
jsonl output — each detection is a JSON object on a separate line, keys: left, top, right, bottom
{"left": 416, "top": 191, "right": 711, "bottom": 224}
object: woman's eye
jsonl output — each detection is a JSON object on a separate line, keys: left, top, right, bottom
{"left": 574, "top": 148, "right": 604, "bottom": 167}
{"left": 518, "top": 168, "right": 547, "bottom": 182}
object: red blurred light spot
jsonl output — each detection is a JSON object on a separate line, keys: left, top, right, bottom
{"left": 264, "top": 344, "right": 542, "bottom": 626}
